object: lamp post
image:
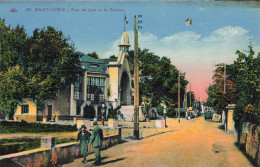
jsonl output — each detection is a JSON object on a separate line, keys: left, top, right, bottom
{"left": 163, "top": 104, "right": 167, "bottom": 128}
{"left": 101, "top": 104, "right": 105, "bottom": 126}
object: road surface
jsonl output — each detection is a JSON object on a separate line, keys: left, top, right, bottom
{"left": 62, "top": 117, "right": 253, "bottom": 167}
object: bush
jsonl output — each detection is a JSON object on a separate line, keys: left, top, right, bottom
{"left": 107, "top": 106, "right": 121, "bottom": 119}
{"left": 0, "top": 138, "right": 41, "bottom": 155}
{"left": 0, "top": 121, "right": 77, "bottom": 134}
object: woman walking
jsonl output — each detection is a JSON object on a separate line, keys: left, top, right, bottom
{"left": 77, "top": 125, "right": 91, "bottom": 163}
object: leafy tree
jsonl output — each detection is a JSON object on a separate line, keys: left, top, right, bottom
{"left": 206, "top": 65, "right": 238, "bottom": 114}
{"left": 187, "top": 91, "right": 195, "bottom": 108}
{"left": 0, "top": 19, "right": 82, "bottom": 114}
{"left": 129, "top": 48, "right": 188, "bottom": 113}
{"left": 228, "top": 43, "right": 260, "bottom": 130}
{"left": 0, "top": 66, "right": 28, "bottom": 114}
{"left": 25, "top": 26, "right": 82, "bottom": 106}
{"left": 87, "top": 51, "right": 99, "bottom": 59}
{"left": 109, "top": 55, "right": 116, "bottom": 59}
{"left": 0, "top": 19, "right": 29, "bottom": 114}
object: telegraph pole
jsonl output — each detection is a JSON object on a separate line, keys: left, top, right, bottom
{"left": 133, "top": 15, "right": 139, "bottom": 139}
{"left": 189, "top": 83, "right": 191, "bottom": 108}
{"left": 178, "top": 71, "right": 181, "bottom": 123}
{"left": 224, "top": 64, "right": 226, "bottom": 95}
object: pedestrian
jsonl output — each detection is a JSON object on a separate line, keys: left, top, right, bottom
{"left": 77, "top": 125, "right": 91, "bottom": 163}
{"left": 89, "top": 120, "right": 103, "bottom": 166}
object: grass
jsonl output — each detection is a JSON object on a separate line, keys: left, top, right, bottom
{"left": 0, "top": 138, "right": 41, "bottom": 156}
{"left": 0, "top": 120, "right": 77, "bottom": 134}
{"left": 0, "top": 137, "right": 77, "bottom": 156}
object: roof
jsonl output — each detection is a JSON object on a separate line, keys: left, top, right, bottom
{"left": 80, "top": 54, "right": 104, "bottom": 63}
{"left": 80, "top": 55, "right": 107, "bottom": 73}
{"left": 100, "top": 57, "right": 118, "bottom": 64}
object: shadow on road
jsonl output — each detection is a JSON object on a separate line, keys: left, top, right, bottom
{"left": 142, "top": 130, "right": 175, "bottom": 139}
{"left": 86, "top": 156, "right": 109, "bottom": 163}
{"left": 218, "top": 124, "right": 225, "bottom": 130}
{"left": 100, "top": 157, "right": 126, "bottom": 166}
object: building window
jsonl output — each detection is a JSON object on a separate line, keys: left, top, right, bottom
{"left": 21, "top": 105, "right": 29, "bottom": 114}
{"left": 87, "top": 77, "right": 105, "bottom": 103}
{"left": 74, "top": 75, "right": 83, "bottom": 100}
{"left": 76, "top": 105, "right": 81, "bottom": 115}
{"left": 91, "top": 64, "right": 98, "bottom": 68}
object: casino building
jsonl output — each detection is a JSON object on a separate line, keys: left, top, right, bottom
{"left": 14, "top": 31, "right": 136, "bottom": 122}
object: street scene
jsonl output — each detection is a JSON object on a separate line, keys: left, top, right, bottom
{"left": 0, "top": 0, "right": 260, "bottom": 167}
{"left": 62, "top": 117, "right": 253, "bottom": 167}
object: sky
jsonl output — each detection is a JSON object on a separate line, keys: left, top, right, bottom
{"left": 1, "top": 0, "right": 260, "bottom": 100}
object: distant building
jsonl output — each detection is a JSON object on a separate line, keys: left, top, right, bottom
{"left": 14, "top": 31, "right": 134, "bottom": 122}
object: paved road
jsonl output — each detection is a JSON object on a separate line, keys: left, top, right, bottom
{"left": 62, "top": 117, "right": 253, "bottom": 167}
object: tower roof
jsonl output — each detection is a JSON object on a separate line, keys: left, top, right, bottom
{"left": 120, "top": 31, "right": 130, "bottom": 46}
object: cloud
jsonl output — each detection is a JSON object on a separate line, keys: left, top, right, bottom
{"left": 102, "top": 26, "right": 257, "bottom": 99}
{"left": 202, "top": 26, "right": 249, "bottom": 42}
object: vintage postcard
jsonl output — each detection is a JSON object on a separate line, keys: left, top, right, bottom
{"left": 0, "top": 0, "right": 259, "bottom": 167}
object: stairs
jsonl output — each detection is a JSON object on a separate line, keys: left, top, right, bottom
{"left": 118, "top": 105, "right": 144, "bottom": 122}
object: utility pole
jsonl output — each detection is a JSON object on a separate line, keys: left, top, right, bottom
{"left": 178, "top": 71, "right": 181, "bottom": 123}
{"left": 189, "top": 83, "right": 191, "bottom": 108}
{"left": 216, "top": 63, "right": 227, "bottom": 131}
{"left": 133, "top": 15, "right": 139, "bottom": 139}
{"left": 224, "top": 63, "right": 226, "bottom": 95}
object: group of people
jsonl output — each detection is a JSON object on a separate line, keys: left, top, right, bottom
{"left": 77, "top": 120, "right": 104, "bottom": 166}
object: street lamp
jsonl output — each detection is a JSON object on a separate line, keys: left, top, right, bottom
{"left": 101, "top": 104, "right": 105, "bottom": 126}
{"left": 163, "top": 104, "right": 167, "bottom": 128}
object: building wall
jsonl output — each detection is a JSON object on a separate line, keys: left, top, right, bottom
{"left": 53, "top": 89, "right": 71, "bottom": 116}
{"left": 108, "top": 66, "right": 119, "bottom": 102}
{"left": 15, "top": 98, "right": 37, "bottom": 122}
{"left": 70, "top": 84, "right": 77, "bottom": 116}
{"left": 118, "top": 55, "right": 132, "bottom": 105}
{"left": 105, "top": 76, "right": 110, "bottom": 101}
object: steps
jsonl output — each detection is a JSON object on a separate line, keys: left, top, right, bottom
{"left": 119, "top": 105, "right": 134, "bottom": 122}
{"left": 118, "top": 105, "right": 144, "bottom": 122}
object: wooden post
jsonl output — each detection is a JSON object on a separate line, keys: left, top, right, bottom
{"left": 133, "top": 15, "right": 139, "bottom": 139}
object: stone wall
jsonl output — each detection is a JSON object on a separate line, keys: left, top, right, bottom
{"left": 240, "top": 124, "right": 260, "bottom": 167}
{"left": 0, "top": 128, "right": 121, "bottom": 167}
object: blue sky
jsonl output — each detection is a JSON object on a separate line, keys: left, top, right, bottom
{"left": 1, "top": 1, "right": 260, "bottom": 99}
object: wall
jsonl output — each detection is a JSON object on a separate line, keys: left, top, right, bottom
{"left": 0, "top": 128, "right": 121, "bottom": 167}
{"left": 240, "top": 124, "right": 260, "bottom": 167}
{"left": 53, "top": 89, "right": 71, "bottom": 116}
{"left": 15, "top": 98, "right": 37, "bottom": 122}
{"left": 108, "top": 66, "right": 119, "bottom": 103}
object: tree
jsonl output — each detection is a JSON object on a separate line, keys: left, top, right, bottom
{"left": 228, "top": 43, "right": 260, "bottom": 129}
{"left": 129, "top": 48, "right": 188, "bottom": 112}
{"left": 187, "top": 91, "right": 195, "bottom": 108}
{"left": 25, "top": 26, "right": 82, "bottom": 105}
{"left": 206, "top": 65, "right": 238, "bottom": 114}
{"left": 0, "top": 66, "right": 28, "bottom": 114}
{"left": 87, "top": 51, "right": 99, "bottom": 59}
{"left": 0, "top": 19, "right": 29, "bottom": 114}
{"left": 0, "top": 20, "right": 82, "bottom": 114}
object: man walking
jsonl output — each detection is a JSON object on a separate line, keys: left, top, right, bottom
{"left": 89, "top": 120, "right": 104, "bottom": 166}
{"left": 77, "top": 125, "right": 91, "bottom": 163}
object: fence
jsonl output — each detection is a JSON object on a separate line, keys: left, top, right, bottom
{"left": 0, "top": 128, "right": 122, "bottom": 167}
